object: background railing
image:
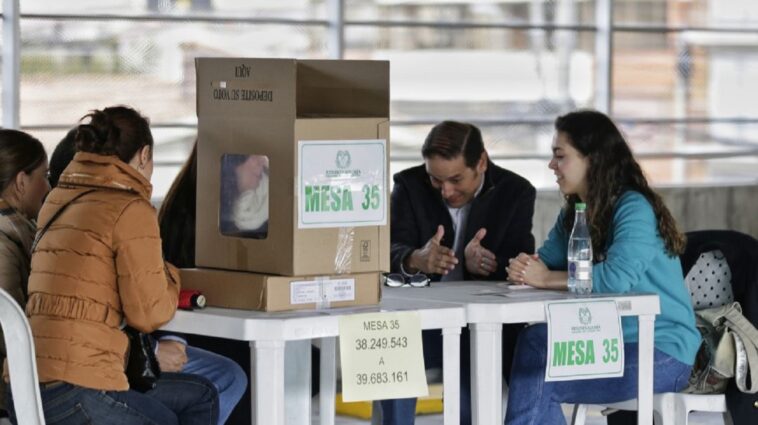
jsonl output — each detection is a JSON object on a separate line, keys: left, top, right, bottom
{"left": 1, "top": 0, "right": 756, "bottom": 199}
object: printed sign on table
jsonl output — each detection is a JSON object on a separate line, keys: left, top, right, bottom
{"left": 339, "top": 312, "right": 428, "bottom": 402}
{"left": 298, "top": 139, "right": 387, "bottom": 229}
{"left": 545, "top": 299, "right": 624, "bottom": 381}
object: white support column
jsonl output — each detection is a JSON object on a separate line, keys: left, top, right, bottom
{"left": 442, "top": 327, "right": 462, "bottom": 425}
{"left": 252, "top": 340, "right": 287, "bottom": 425}
{"left": 470, "top": 323, "right": 502, "bottom": 425}
{"left": 594, "top": 0, "right": 613, "bottom": 114}
{"left": 637, "top": 315, "right": 656, "bottom": 425}
{"left": 319, "top": 337, "right": 337, "bottom": 425}
{"left": 2, "top": 0, "right": 21, "bottom": 129}
{"left": 327, "top": 0, "right": 345, "bottom": 59}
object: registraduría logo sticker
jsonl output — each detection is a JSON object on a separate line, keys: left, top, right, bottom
{"left": 336, "top": 150, "right": 351, "bottom": 169}
{"left": 578, "top": 307, "right": 592, "bottom": 325}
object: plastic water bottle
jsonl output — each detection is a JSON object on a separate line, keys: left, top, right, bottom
{"left": 568, "top": 202, "right": 593, "bottom": 295}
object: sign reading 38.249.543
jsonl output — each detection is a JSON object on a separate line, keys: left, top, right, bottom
{"left": 298, "top": 140, "right": 387, "bottom": 229}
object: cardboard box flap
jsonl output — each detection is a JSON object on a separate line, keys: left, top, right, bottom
{"left": 296, "top": 60, "right": 389, "bottom": 118}
{"left": 195, "top": 57, "right": 296, "bottom": 118}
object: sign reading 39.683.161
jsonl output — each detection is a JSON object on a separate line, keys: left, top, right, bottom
{"left": 338, "top": 312, "right": 428, "bottom": 402}
{"left": 356, "top": 371, "right": 409, "bottom": 386}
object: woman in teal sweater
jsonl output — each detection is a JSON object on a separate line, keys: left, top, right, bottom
{"left": 503, "top": 110, "right": 700, "bottom": 424}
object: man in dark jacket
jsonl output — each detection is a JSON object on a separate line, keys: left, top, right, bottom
{"left": 381, "top": 121, "right": 536, "bottom": 425}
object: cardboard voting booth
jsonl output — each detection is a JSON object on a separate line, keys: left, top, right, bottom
{"left": 195, "top": 57, "right": 391, "bottom": 277}
{"left": 181, "top": 268, "right": 382, "bottom": 312}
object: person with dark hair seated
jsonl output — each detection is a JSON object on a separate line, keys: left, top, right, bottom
{"left": 383, "top": 120, "right": 536, "bottom": 425}
{"left": 6, "top": 106, "right": 218, "bottom": 425}
{"left": 48, "top": 128, "right": 247, "bottom": 425}
{"left": 6, "top": 105, "right": 220, "bottom": 424}
{"left": 48, "top": 128, "right": 77, "bottom": 188}
{"left": 504, "top": 110, "right": 699, "bottom": 425}
{"left": 0, "top": 129, "right": 50, "bottom": 419}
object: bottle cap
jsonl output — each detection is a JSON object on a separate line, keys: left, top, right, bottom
{"left": 575, "top": 202, "right": 587, "bottom": 211}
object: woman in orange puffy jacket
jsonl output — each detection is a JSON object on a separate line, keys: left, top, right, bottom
{"left": 6, "top": 106, "right": 218, "bottom": 425}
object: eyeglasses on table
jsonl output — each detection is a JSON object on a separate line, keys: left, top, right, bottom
{"left": 382, "top": 273, "right": 430, "bottom": 288}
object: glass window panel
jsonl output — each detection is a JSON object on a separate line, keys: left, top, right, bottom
{"left": 346, "top": 27, "right": 595, "bottom": 120}
{"left": 619, "top": 121, "right": 758, "bottom": 185}
{"left": 19, "top": 19, "right": 327, "bottom": 127}
{"left": 345, "top": 0, "right": 596, "bottom": 25}
{"left": 703, "top": 0, "right": 758, "bottom": 28}
{"left": 637, "top": 157, "right": 758, "bottom": 186}
{"left": 614, "top": 1, "right": 758, "bottom": 29}
{"left": 613, "top": 31, "right": 758, "bottom": 119}
{"left": 613, "top": 0, "right": 667, "bottom": 26}
{"left": 20, "top": 0, "right": 325, "bottom": 19}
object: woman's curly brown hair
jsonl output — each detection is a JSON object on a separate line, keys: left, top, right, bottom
{"left": 555, "top": 110, "right": 685, "bottom": 258}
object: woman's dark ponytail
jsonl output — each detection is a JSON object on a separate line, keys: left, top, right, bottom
{"left": 75, "top": 106, "right": 152, "bottom": 164}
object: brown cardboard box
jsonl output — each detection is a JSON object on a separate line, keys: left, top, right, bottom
{"left": 195, "top": 58, "right": 390, "bottom": 276}
{"left": 180, "top": 268, "right": 382, "bottom": 312}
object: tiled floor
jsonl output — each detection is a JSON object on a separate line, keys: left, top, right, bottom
{"left": 331, "top": 405, "right": 728, "bottom": 425}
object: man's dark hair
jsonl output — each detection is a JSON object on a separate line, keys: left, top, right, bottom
{"left": 49, "top": 128, "right": 78, "bottom": 187}
{"left": 421, "top": 121, "right": 485, "bottom": 168}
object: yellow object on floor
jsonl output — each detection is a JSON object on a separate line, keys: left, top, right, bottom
{"left": 335, "top": 384, "right": 444, "bottom": 419}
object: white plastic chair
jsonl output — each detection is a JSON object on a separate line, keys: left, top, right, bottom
{"left": 571, "top": 249, "right": 736, "bottom": 425}
{"left": 570, "top": 392, "right": 730, "bottom": 425}
{"left": 0, "top": 287, "right": 46, "bottom": 425}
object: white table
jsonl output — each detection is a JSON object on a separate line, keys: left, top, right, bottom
{"left": 162, "top": 297, "right": 466, "bottom": 425}
{"left": 384, "top": 281, "right": 661, "bottom": 425}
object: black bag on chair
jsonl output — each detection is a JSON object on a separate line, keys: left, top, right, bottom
{"left": 123, "top": 326, "right": 161, "bottom": 393}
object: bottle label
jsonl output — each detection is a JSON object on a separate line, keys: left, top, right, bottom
{"left": 569, "top": 260, "right": 592, "bottom": 281}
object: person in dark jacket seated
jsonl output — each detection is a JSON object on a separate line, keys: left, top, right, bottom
{"left": 382, "top": 121, "right": 536, "bottom": 425}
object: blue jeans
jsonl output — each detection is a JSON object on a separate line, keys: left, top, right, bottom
{"left": 183, "top": 346, "right": 247, "bottom": 424}
{"left": 380, "top": 324, "right": 522, "bottom": 425}
{"left": 504, "top": 324, "right": 693, "bottom": 425}
{"left": 8, "top": 373, "right": 218, "bottom": 425}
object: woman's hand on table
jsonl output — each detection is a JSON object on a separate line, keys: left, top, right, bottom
{"left": 506, "top": 253, "right": 550, "bottom": 288}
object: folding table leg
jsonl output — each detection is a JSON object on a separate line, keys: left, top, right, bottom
{"left": 252, "top": 340, "right": 286, "bottom": 425}
{"left": 320, "top": 337, "right": 337, "bottom": 425}
{"left": 470, "top": 323, "right": 502, "bottom": 425}
{"left": 442, "top": 326, "right": 462, "bottom": 425}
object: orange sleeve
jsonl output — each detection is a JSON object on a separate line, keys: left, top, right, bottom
{"left": 113, "top": 199, "right": 180, "bottom": 333}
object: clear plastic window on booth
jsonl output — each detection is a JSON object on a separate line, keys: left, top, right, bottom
{"left": 219, "top": 154, "right": 269, "bottom": 239}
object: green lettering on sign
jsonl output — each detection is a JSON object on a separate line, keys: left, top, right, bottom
{"left": 320, "top": 185, "right": 329, "bottom": 212}
{"left": 553, "top": 341, "right": 567, "bottom": 367}
{"left": 602, "top": 338, "right": 619, "bottom": 363}
{"left": 304, "top": 185, "right": 355, "bottom": 213}
{"left": 305, "top": 186, "right": 319, "bottom": 212}
{"left": 330, "top": 186, "right": 341, "bottom": 211}
{"left": 342, "top": 188, "right": 353, "bottom": 211}
{"left": 554, "top": 340, "right": 597, "bottom": 367}
{"left": 361, "top": 184, "right": 381, "bottom": 210}
{"left": 585, "top": 340, "right": 595, "bottom": 365}
{"left": 567, "top": 341, "right": 575, "bottom": 366}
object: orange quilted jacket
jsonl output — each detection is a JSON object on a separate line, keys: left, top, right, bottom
{"left": 25, "top": 152, "right": 180, "bottom": 391}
